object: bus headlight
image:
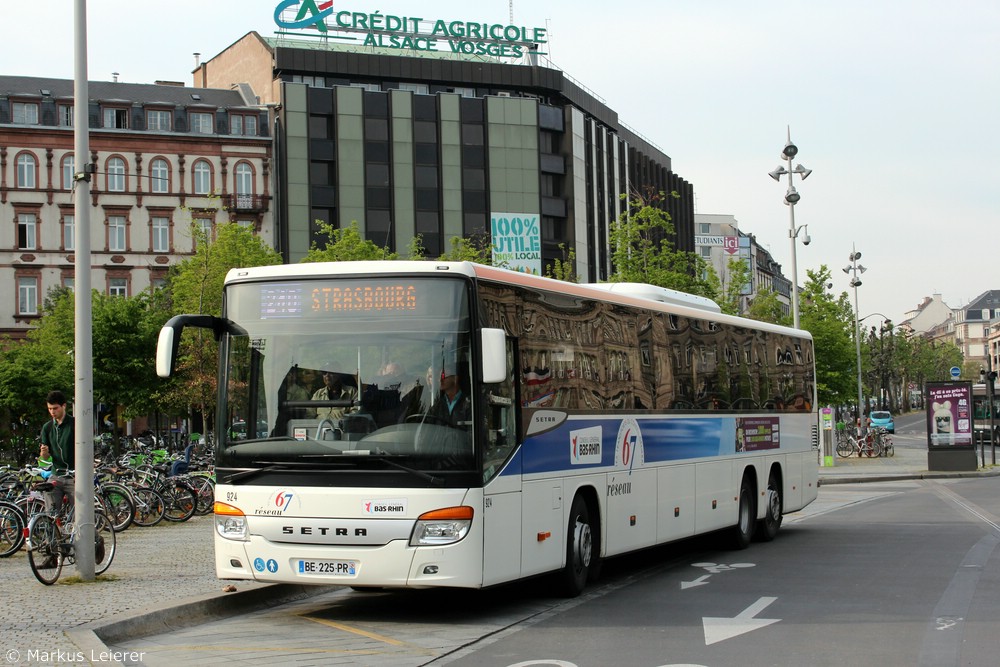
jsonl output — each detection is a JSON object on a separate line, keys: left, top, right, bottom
{"left": 214, "top": 501, "right": 248, "bottom": 541}
{"left": 409, "top": 506, "right": 474, "bottom": 546}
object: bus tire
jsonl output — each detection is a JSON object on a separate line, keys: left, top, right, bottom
{"left": 757, "top": 471, "right": 782, "bottom": 542}
{"left": 559, "top": 494, "right": 595, "bottom": 597}
{"left": 729, "top": 474, "right": 756, "bottom": 550}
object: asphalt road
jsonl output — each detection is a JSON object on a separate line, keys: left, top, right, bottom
{"left": 112, "top": 474, "right": 1000, "bottom": 667}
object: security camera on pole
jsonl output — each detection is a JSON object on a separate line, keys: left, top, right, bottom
{"left": 769, "top": 127, "right": 812, "bottom": 330}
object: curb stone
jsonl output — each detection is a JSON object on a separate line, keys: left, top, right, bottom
{"left": 68, "top": 583, "right": 335, "bottom": 665}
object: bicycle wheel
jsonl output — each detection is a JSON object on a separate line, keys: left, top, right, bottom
{"left": 161, "top": 483, "right": 197, "bottom": 522}
{"left": 883, "top": 438, "right": 894, "bottom": 457}
{"left": 100, "top": 483, "right": 135, "bottom": 532}
{"left": 18, "top": 494, "right": 46, "bottom": 522}
{"left": 836, "top": 439, "right": 854, "bottom": 458}
{"left": 94, "top": 510, "right": 116, "bottom": 575}
{"left": 0, "top": 500, "right": 25, "bottom": 557}
{"left": 189, "top": 476, "right": 215, "bottom": 516}
{"left": 131, "top": 487, "right": 165, "bottom": 527}
{"left": 27, "top": 514, "right": 63, "bottom": 585}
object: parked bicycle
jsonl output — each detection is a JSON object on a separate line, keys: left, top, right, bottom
{"left": 836, "top": 431, "right": 882, "bottom": 458}
{"left": 0, "top": 499, "right": 25, "bottom": 557}
{"left": 132, "top": 464, "right": 197, "bottom": 522}
{"left": 25, "top": 480, "right": 116, "bottom": 585}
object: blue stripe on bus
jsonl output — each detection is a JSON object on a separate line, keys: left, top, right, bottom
{"left": 506, "top": 417, "right": 740, "bottom": 476}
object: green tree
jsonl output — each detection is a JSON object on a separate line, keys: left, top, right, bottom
{"left": 717, "top": 256, "right": 752, "bottom": 316}
{"left": 0, "top": 287, "right": 169, "bottom": 454}
{"left": 797, "top": 266, "right": 857, "bottom": 406}
{"left": 746, "top": 287, "right": 786, "bottom": 325}
{"left": 164, "top": 223, "right": 283, "bottom": 427}
{"left": 302, "top": 221, "right": 399, "bottom": 262}
{"left": 438, "top": 231, "right": 494, "bottom": 264}
{"left": 545, "top": 243, "right": 579, "bottom": 283}
{"left": 90, "top": 290, "right": 170, "bottom": 428}
{"left": 608, "top": 189, "right": 715, "bottom": 298}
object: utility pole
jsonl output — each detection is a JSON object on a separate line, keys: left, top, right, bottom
{"left": 73, "top": 0, "right": 96, "bottom": 579}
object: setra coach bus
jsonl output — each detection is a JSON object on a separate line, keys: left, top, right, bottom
{"left": 156, "top": 261, "right": 818, "bottom": 595}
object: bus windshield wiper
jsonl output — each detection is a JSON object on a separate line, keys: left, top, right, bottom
{"left": 301, "top": 452, "right": 443, "bottom": 486}
{"left": 369, "top": 455, "right": 443, "bottom": 487}
{"left": 222, "top": 460, "right": 351, "bottom": 484}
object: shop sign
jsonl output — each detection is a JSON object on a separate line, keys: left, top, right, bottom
{"left": 274, "top": 1, "right": 548, "bottom": 59}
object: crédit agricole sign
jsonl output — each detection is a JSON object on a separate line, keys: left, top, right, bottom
{"left": 274, "top": 1, "right": 548, "bottom": 59}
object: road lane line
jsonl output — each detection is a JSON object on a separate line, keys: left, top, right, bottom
{"left": 296, "top": 612, "right": 434, "bottom": 651}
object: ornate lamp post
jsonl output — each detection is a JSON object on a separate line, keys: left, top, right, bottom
{"left": 769, "top": 127, "right": 812, "bottom": 329}
{"left": 843, "top": 246, "right": 866, "bottom": 434}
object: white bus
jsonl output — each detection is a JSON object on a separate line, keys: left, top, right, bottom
{"left": 156, "top": 261, "right": 818, "bottom": 595}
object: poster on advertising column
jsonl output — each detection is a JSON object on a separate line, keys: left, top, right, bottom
{"left": 491, "top": 212, "right": 541, "bottom": 275}
{"left": 925, "top": 381, "right": 973, "bottom": 447}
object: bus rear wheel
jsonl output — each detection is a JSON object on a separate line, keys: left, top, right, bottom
{"left": 559, "top": 495, "right": 596, "bottom": 597}
{"left": 757, "top": 472, "right": 782, "bottom": 542}
{"left": 729, "top": 474, "right": 756, "bottom": 550}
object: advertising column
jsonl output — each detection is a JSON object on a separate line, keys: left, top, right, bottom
{"left": 925, "top": 381, "right": 978, "bottom": 471}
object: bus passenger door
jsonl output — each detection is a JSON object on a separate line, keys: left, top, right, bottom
{"left": 481, "top": 334, "right": 522, "bottom": 586}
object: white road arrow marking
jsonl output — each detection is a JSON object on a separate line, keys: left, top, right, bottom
{"left": 702, "top": 596, "right": 780, "bottom": 645}
{"left": 680, "top": 574, "right": 711, "bottom": 589}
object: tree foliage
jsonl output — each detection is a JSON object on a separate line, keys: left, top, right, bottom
{"left": 796, "top": 266, "right": 857, "bottom": 406}
{"left": 438, "top": 231, "right": 494, "bottom": 264}
{"left": 0, "top": 287, "right": 167, "bottom": 449}
{"left": 746, "top": 287, "right": 786, "bottom": 325}
{"left": 608, "top": 189, "right": 715, "bottom": 298}
{"left": 545, "top": 243, "right": 579, "bottom": 283}
{"left": 716, "top": 256, "right": 752, "bottom": 316}
{"left": 160, "top": 224, "right": 283, "bottom": 425}
{"left": 302, "top": 221, "right": 399, "bottom": 263}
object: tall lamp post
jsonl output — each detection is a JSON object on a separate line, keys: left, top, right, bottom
{"left": 769, "top": 127, "right": 812, "bottom": 329}
{"left": 843, "top": 246, "right": 867, "bottom": 434}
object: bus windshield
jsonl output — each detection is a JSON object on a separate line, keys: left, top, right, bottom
{"left": 218, "top": 276, "right": 475, "bottom": 475}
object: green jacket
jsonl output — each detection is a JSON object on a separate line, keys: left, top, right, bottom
{"left": 40, "top": 415, "right": 76, "bottom": 474}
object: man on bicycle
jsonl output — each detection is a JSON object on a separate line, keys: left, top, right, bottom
{"left": 39, "top": 390, "right": 75, "bottom": 514}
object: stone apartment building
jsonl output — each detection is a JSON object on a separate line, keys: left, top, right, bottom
{"left": 0, "top": 75, "right": 272, "bottom": 339}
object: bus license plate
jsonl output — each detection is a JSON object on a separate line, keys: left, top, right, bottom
{"left": 297, "top": 559, "right": 358, "bottom": 576}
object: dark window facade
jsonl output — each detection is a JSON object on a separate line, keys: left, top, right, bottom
{"left": 460, "top": 97, "right": 487, "bottom": 237}
{"left": 364, "top": 91, "right": 392, "bottom": 249}
{"left": 308, "top": 87, "right": 337, "bottom": 248}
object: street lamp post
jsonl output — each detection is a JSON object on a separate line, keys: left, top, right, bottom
{"left": 843, "top": 245, "right": 867, "bottom": 435}
{"left": 769, "top": 127, "right": 812, "bottom": 330}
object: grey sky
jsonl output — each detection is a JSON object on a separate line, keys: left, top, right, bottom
{"left": 6, "top": 1, "right": 997, "bottom": 325}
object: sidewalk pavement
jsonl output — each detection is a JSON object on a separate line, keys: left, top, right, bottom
{"left": 3, "top": 448, "right": 998, "bottom": 666}
{"left": 818, "top": 439, "right": 1000, "bottom": 485}
{"left": 0, "top": 515, "right": 332, "bottom": 667}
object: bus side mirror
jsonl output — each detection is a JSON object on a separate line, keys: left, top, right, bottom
{"left": 156, "top": 314, "right": 232, "bottom": 378}
{"left": 481, "top": 328, "right": 507, "bottom": 384}
{"left": 155, "top": 326, "right": 178, "bottom": 378}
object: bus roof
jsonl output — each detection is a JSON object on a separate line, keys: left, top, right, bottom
{"left": 224, "top": 261, "right": 811, "bottom": 340}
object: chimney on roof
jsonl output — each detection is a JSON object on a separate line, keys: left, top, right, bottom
{"left": 194, "top": 52, "right": 201, "bottom": 68}
{"left": 112, "top": 72, "right": 119, "bottom": 83}
{"left": 155, "top": 80, "right": 184, "bottom": 87}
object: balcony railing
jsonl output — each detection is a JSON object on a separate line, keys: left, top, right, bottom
{"left": 224, "top": 193, "right": 267, "bottom": 211}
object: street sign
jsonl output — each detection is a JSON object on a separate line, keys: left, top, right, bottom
{"left": 950, "top": 366, "right": 961, "bottom": 379}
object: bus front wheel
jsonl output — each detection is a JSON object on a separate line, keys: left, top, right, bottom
{"left": 559, "top": 495, "right": 596, "bottom": 597}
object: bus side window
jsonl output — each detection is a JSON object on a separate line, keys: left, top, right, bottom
{"left": 483, "top": 338, "right": 517, "bottom": 482}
